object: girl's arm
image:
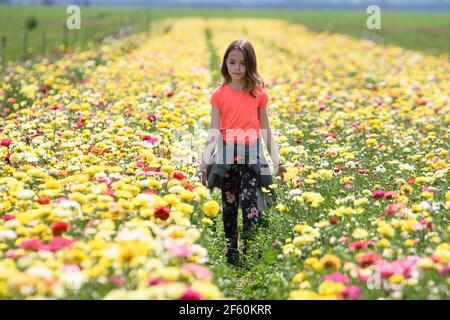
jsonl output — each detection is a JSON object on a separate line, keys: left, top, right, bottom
{"left": 200, "top": 106, "right": 221, "bottom": 171}
{"left": 258, "top": 106, "right": 284, "bottom": 172}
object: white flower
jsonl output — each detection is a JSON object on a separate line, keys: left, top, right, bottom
{"left": 15, "top": 189, "right": 35, "bottom": 200}
{"left": 345, "top": 161, "right": 356, "bottom": 168}
{"left": 60, "top": 267, "right": 87, "bottom": 290}
{"left": 136, "top": 193, "right": 154, "bottom": 205}
{"left": 419, "top": 201, "right": 431, "bottom": 211}
{"left": 375, "top": 165, "right": 386, "bottom": 173}
{"left": 289, "top": 188, "right": 302, "bottom": 197}
{"left": 0, "top": 229, "right": 17, "bottom": 241}
{"left": 168, "top": 185, "right": 184, "bottom": 194}
{"left": 26, "top": 265, "right": 53, "bottom": 280}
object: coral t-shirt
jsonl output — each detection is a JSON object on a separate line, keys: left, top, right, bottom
{"left": 210, "top": 83, "right": 268, "bottom": 145}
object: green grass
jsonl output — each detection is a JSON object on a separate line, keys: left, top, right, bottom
{"left": 149, "top": 8, "right": 450, "bottom": 57}
{"left": 1, "top": 6, "right": 449, "bottom": 63}
{"left": 0, "top": 5, "right": 152, "bottom": 62}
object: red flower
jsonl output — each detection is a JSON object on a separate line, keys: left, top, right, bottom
{"left": 51, "top": 221, "right": 70, "bottom": 236}
{"left": 166, "top": 92, "right": 174, "bottom": 98}
{"left": 6, "top": 97, "right": 16, "bottom": 103}
{"left": 147, "top": 114, "right": 157, "bottom": 122}
{"left": 154, "top": 206, "right": 170, "bottom": 220}
{"left": 39, "top": 86, "right": 49, "bottom": 95}
{"left": 0, "top": 139, "right": 12, "bottom": 147}
{"left": 358, "top": 252, "right": 381, "bottom": 267}
{"left": 334, "top": 166, "right": 345, "bottom": 172}
{"left": 323, "top": 133, "right": 337, "bottom": 139}
{"left": 37, "top": 196, "right": 51, "bottom": 205}
{"left": 171, "top": 171, "right": 186, "bottom": 180}
{"left": 74, "top": 121, "right": 83, "bottom": 128}
{"left": 329, "top": 217, "right": 338, "bottom": 224}
{"left": 50, "top": 105, "right": 62, "bottom": 111}
{"left": 358, "top": 169, "right": 368, "bottom": 175}
{"left": 407, "top": 177, "right": 415, "bottom": 184}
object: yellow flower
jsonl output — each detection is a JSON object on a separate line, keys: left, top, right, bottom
{"left": 420, "top": 191, "right": 433, "bottom": 199}
{"left": 191, "top": 281, "right": 222, "bottom": 300}
{"left": 202, "top": 200, "right": 220, "bottom": 218}
{"left": 320, "top": 254, "right": 341, "bottom": 271}
{"left": 353, "top": 197, "right": 369, "bottom": 206}
{"left": 377, "top": 223, "right": 395, "bottom": 238}
{"left": 352, "top": 228, "right": 369, "bottom": 240}
{"left": 180, "top": 190, "right": 195, "bottom": 201}
{"left": 318, "top": 169, "right": 333, "bottom": 180}
{"left": 202, "top": 218, "right": 214, "bottom": 226}
{"left": 404, "top": 239, "right": 416, "bottom": 247}
{"left": 289, "top": 289, "right": 320, "bottom": 300}
{"left": 377, "top": 238, "right": 391, "bottom": 248}
{"left": 318, "top": 280, "right": 346, "bottom": 296}
{"left": 434, "top": 243, "right": 450, "bottom": 263}
{"left": 388, "top": 274, "right": 405, "bottom": 285}
{"left": 276, "top": 203, "right": 288, "bottom": 212}
{"left": 292, "top": 272, "right": 308, "bottom": 283}
{"left": 366, "top": 138, "right": 377, "bottom": 146}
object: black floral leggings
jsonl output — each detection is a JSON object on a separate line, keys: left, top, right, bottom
{"left": 219, "top": 163, "right": 260, "bottom": 252}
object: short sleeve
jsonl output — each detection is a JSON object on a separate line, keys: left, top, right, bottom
{"left": 210, "top": 87, "right": 221, "bottom": 109}
{"left": 258, "top": 88, "right": 268, "bottom": 108}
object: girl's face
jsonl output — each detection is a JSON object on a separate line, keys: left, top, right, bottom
{"left": 226, "top": 49, "right": 246, "bottom": 81}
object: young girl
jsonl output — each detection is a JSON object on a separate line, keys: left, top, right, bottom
{"left": 198, "top": 39, "right": 286, "bottom": 266}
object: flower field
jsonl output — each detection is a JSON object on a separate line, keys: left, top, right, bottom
{"left": 0, "top": 18, "right": 449, "bottom": 300}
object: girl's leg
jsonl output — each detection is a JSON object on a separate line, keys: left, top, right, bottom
{"left": 220, "top": 164, "right": 240, "bottom": 263}
{"left": 239, "top": 165, "right": 259, "bottom": 255}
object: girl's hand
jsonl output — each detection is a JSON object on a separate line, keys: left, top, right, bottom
{"left": 275, "top": 164, "right": 287, "bottom": 183}
{"left": 196, "top": 164, "right": 208, "bottom": 187}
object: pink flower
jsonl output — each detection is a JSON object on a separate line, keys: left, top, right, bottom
{"left": 181, "top": 263, "right": 213, "bottom": 281}
{"left": 324, "top": 272, "right": 349, "bottom": 284}
{"left": 49, "top": 237, "right": 75, "bottom": 251}
{"left": 372, "top": 190, "right": 385, "bottom": 199}
{"left": 111, "top": 276, "right": 125, "bottom": 287}
{"left": 338, "top": 285, "right": 361, "bottom": 300}
{"left": 148, "top": 277, "right": 164, "bottom": 286}
{"left": 2, "top": 214, "right": 15, "bottom": 221}
{"left": 358, "top": 169, "right": 368, "bottom": 175}
{"left": 356, "top": 269, "right": 370, "bottom": 283}
{"left": 383, "top": 191, "right": 397, "bottom": 200}
{"left": 383, "top": 202, "right": 405, "bottom": 216}
{"left": 376, "top": 256, "right": 420, "bottom": 279}
{"left": 142, "top": 135, "right": 158, "bottom": 144}
{"left": 20, "top": 238, "right": 46, "bottom": 251}
{"left": 168, "top": 244, "right": 191, "bottom": 258}
{"left": 349, "top": 240, "right": 374, "bottom": 250}
{"left": 438, "top": 263, "right": 450, "bottom": 276}
{"left": 0, "top": 139, "right": 12, "bottom": 147}
{"left": 179, "top": 287, "right": 203, "bottom": 300}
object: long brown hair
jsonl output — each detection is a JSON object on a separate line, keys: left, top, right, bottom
{"left": 219, "top": 39, "right": 266, "bottom": 98}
